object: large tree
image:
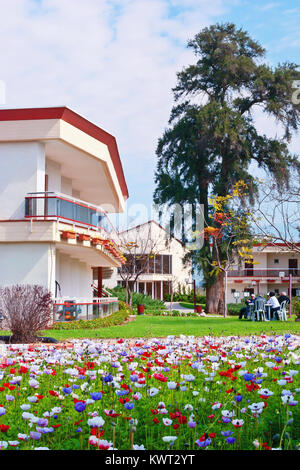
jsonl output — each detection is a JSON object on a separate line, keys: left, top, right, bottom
{"left": 154, "top": 23, "right": 300, "bottom": 313}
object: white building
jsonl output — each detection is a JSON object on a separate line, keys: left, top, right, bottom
{"left": 228, "top": 243, "right": 300, "bottom": 303}
{"left": 105, "top": 220, "right": 192, "bottom": 300}
{"left": 0, "top": 106, "right": 128, "bottom": 320}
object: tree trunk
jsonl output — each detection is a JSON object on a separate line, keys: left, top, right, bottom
{"left": 206, "top": 271, "right": 225, "bottom": 315}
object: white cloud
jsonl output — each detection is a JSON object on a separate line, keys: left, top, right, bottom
{"left": 1, "top": 0, "right": 297, "bottom": 216}
{"left": 0, "top": 0, "right": 231, "bottom": 207}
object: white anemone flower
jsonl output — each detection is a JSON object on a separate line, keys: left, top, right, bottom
{"left": 162, "top": 436, "right": 177, "bottom": 443}
{"left": 87, "top": 416, "right": 105, "bottom": 428}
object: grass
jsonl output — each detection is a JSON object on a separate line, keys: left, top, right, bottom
{"left": 28, "top": 314, "right": 300, "bottom": 340}
{"left": 179, "top": 302, "right": 205, "bottom": 310}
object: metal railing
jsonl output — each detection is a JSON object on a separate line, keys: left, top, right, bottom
{"left": 25, "top": 191, "right": 118, "bottom": 239}
{"left": 53, "top": 297, "right": 119, "bottom": 323}
{"left": 228, "top": 268, "right": 300, "bottom": 277}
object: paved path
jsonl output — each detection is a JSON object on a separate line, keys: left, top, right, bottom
{"left": 164, "top": 302, "right": 198, "bottom": 313}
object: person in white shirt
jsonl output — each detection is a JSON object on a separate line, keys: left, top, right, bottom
{"left": 267, "top": 292, "right": 280, "bottom": 320}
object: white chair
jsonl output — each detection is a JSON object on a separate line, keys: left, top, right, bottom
{"left": 252, "top": 298, "right": 266, "bottom": 321}
{"left": 278, "top": 301, "right": 287, "bottom": 321}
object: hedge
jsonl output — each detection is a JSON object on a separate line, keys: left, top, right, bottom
{"left": 50, "top": 301, "right": 131, "bottom": 330}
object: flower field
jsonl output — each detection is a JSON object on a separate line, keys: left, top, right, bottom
{"left": 0, "top": 334, "right": 299, "bottom": 451}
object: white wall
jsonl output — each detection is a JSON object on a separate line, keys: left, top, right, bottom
{"left": 61, "top": 177, "right": 73, "bottom": 196}
{"left": 46, "top": 159, "right": 61, "bottom": 193}
{"left": 56, "top": 251, "right": 93, "bottom": 299}
{"left": 0, "top": 243, "right": 51, "bottom": 291}
{"left": 0, "top": 142, "right": 45, "bottom": 219}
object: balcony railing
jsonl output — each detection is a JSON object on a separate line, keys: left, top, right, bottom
{"left": 53, "top": 297, "right": 119, "bottom": 323}
{"left": 25, "top": 192, "right": 117, "bottom": 237}
{"left": 228, "top": 268, "right": 300, "bottom": 277}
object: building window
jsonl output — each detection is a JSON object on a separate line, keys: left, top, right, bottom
{"left": 162, "top": 255, "right": 172, "bottom": 274}
{"left": 274, "top": 259, "right": 279, "bottom": 264}
{"left": 119, "top": 253, "right": 172, "bottom": 275}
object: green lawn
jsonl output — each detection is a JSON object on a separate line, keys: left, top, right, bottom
{"left": 29, "top": 315, "right": 300, "bottom": 341}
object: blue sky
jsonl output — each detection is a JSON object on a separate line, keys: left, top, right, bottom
{"left": 0, "top": 0, "right": 299, "bottom": 230}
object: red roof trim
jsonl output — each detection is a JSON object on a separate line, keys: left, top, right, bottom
{"left": 0, "top": 107, "right": 129, "bottom": 200}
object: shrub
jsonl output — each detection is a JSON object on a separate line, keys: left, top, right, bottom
{"left": 227, "top": 303, "right": 243, "bottom": 316}
{"left": 51, "top": 301, "right": 131, "bottom": 330}
{"left": 109, "top": 287, "right": 165, "bottom": 310}
{"left": 0, "top": 284, "right": 53, "bottom": 343}
{"left": 292, "top": 297, "right": 300, "bottom": 315}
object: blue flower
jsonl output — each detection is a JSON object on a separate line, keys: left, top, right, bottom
{"left": 90, "top": 392, "right": 102, "bottom": 401}
{"left": 74, "top": 402, "right": 86, "bottom": 413}
{"left": 124, "top": 402, "right": 135, "bottom": 411}
{"left": 62, "top": 387, "right": 72, "bottom": 394}
{"left": 130, "top": 375, "right": 139, "bottom": 383}
{"left": 234, "top": 394, "right": 243, "bottom": 402}
{"left": 221, "top": 431, "right": 233, "bottom": 437}
{"left": 196, "top": 438, "right": 211, "bottom": 447}
{"left": 222, "top": 417, "right": 231, "bottom": 423}
{"left": 226, "top": 437, "right": 236, "bottom": 444}
{"left": 104, "top": 374, "right": 113, "bottom": 383}
{"left": 243, "top": 373, "right": 254, "bottom": 381}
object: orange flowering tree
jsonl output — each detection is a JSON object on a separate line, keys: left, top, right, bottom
{"left": 195, "top": 181, "right": 257, "bottom": 316}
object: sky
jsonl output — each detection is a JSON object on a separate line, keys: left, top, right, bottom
{"left": 0, "top": 0, "right": 299, "bottom": 230}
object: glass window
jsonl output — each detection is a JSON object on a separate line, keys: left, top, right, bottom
{"left": 155, "top": 255, "right": 162, "bottom": 274}
{"left": 162, "top": 255, "right": 171, "bottom": 274}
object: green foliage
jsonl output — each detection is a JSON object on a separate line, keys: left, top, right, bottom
{"left": 227, "top": 303, "right": 243, "bottom": 316}
{"left": 154, "top": 22, "right": 300, "bottom": 297}
{"left": 109, "top": 286, "right": 165, "bottom": 310}
{"left": 164, "top": 292, "right": 206, "bottom": 304}
{"left": 292, "top": 297, "right": 300, "bottom": 315}
{"left": 51, "top": 301, "right": 130, "bottom": 330}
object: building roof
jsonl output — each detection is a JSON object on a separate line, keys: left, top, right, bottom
{"left": 120, "top": 219, "right": 184, "bottom": 246}
{"left": 0, "top": 106, "right": 129, "bottom": 201}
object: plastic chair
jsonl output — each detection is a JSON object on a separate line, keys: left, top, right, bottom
{"left": 252, "top": 298, "right": 266, "bottom": 321}
{"left": 278, "top": 301, "right": 287, "bottom": 321}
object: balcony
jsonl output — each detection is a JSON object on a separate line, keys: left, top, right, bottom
{"left": 228, "top": 268, "right": 300, "bottom": 278}
{"left": 25, "top": 192, "right": 117, "bottom": 238}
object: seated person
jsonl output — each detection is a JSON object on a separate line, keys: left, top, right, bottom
{"left": 239, "top": 294, "right": 255, "bottom": 319}
{"left": 278, "top": 291, "right": 290, "bottom": 306}
{"left": 266, "top": 292, "right": 280, "bottom": 320}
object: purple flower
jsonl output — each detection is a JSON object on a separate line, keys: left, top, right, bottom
{"left": 244, "top": 373, "right": 254, "bottom": 381}
{"left": 37, "top": 418, "right": 48, "bottom": 427}
{"left": 90, "top": 392, "right": 102, "bottom": 401}
{"left": 188, "top": 421, "right": 196, "bottom": 429}
{"left": 196, "top": 438, "right": 211, "bottom": 447}
{"left": 104, "top": 374, "right": 113, "bottom": 383}
{"left": 234, "top": 394, "right": 243, "bottom": 402}
{"left": 62, "top": 387, "right": 72, "bottom": 394}
{"left": 124, "top": 402, "right": 135, "bottom": 411}
{"left": 221, "top": 430, "right": 233, "bottom": 437}
{"left": 226, "top": 437, "right": 236, "bottom": 444}
{"left": 130, "top": 374, "right": 139, "bottom": 382}
{"left": 74, "top": 402, "right": 86, "bottom": 413}
{"left": 222, "top": 417, "right": 231, "bottom": 423}
{"left": 30, "top": 431, "right": 42, "bottom": 441}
